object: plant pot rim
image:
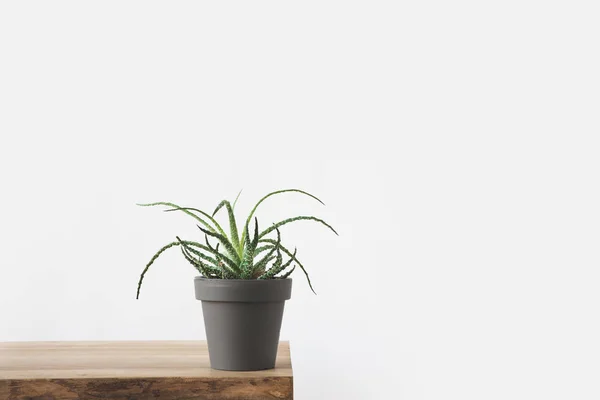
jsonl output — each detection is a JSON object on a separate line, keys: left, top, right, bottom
{"left": 194, "top": 277, "right": 292, "bottom": 302}
{"left": 194, "top": 277, "right": 292, "bottom": 282}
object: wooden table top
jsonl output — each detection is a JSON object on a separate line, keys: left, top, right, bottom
{"left": 0, "top": 341, "right": 293, "bottom": 400}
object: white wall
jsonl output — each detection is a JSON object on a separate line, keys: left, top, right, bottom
{"left": 1, "top": 1, "right": 599, "bottom": 399}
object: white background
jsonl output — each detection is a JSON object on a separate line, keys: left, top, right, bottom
{"left": 1, "top": 1, "right": 599, "bottom": 399}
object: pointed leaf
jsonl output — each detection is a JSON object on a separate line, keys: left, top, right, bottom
{"left": 187, "top": 236, "right": 240, "bottom": 274}
{"left": 136, "top": 241, "right": 179, "bottom": 299}
{"left": 260, "top": 247, "right": 296, "bottom": 280}
{"left": 251, "top": 255, "right": 276, "bottom": 278}
{"left": 176, "top": 241, "right": 218, "bottom": 267}
{"left": 259, "top": 238, "right": 316, "bottom": 294}
{"left": 177, "top": 237, "right": 220, "bottom": 277}
{"left": 279, "top": 265, "right": 296, "bottom": 279}
{"left": 259, "top": 216, "right": 338, "bottom": 238}
{"left": 197, "top": 225, "right": 241, "bottom": 266}
{"left": 137, "top": 202, "right": 219, "bottom": 233}
{"left": 213, "top": 244, "right": 237, "bottom": 278}
{"left": 175, "top": 239, "right": 232, "bottom": 270}
{"left": 251, "top": 227, "right": 280, "bottom": 277}
{"left": 241, "top": 189, "right": 325, "bottom": 246}
{"left": 212, "top": 200, "right": 241, "bottom": 255}
{"left": 164, "top": 206, "right": 228, "bottom": 238}
{"left": 232, "top": 189, "right": 243, "bottom": 210}
{"left": 254, "top": 245, "right": 273, "bottom": 257}
{"left": 240, "top": 218, "right": 260, "bottom": 278}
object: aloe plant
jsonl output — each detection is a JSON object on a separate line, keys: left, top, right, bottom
{"left": 136, "top": 189, "right": 338, "bottom": 299}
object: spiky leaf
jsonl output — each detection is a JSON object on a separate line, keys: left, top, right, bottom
{"left": 185, "top": 236, "right": 240, "bottom": 275}
{"left": 136, "top": 241, "right": 179, "bottom": 299}
{"left": 213, "top": 244, "right": 236, "bottom": 279}
{"left": 212, "top": 199, "right": 241, "bottom": 255}
{"left": 251, "top": 227, "right": 281, "bottom": 277}
{"left": 260, "top": 247, "right": 296, "bottom": 280}
{"left": 177, "top": 237, "right": 220, "bottom": 278}
{"left": 252, "top": 255, "right": 276, "bottom": 278}
{"left": 270, "top": 246, "right": 283, "bottom": 276}
{"left": 164, "top": 206, "right": 228, "bottom": 238}
{"left": 232, "top": 189, "right": 243, "bottom": 210}
{"left": 179, "top": 246, "right": 200, "bottom": 272}
{"left": 177, "top": 239, "right": 238, "bottom": 271}
{"left": 279, "top": 265, "right": 296, "bottom": 279}
{"left": 240, "top": 189, "right": 324, "bottom": 246}
{"left": 137, "top": 202, "right": 219, "bottom": 234}
{"left": 259, "top": 238, "right": 316, "bottom": 294}
{"left": 239, "top": 218, "right": 259, "bottom": 278}
{"left": 205, "top": 234, "right": 214, "bottom": 251}
{"left": 197, "top": 225, "right": 241, "bottom": 266}
{"left": 259, "top": 216, "right": 338, "bottom": 238}
{"left": 177, "top": 242, "right": 218, "bottom": 268}
{"left": 179, "top": 243, "right": 207, "bottom": 276}
{"left": 254, "top": 245, "right": 273, "bottom": 257}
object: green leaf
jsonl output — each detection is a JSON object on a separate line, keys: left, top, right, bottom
{"left": 164, "top": 206, "right": 228, "bottom": 239}
{"left": 212, "top": 200, "right": 241, "bottom": 256}
{"left": 254, "top": 245, "right": 274, "bottom": 257}
{"left": 260, "top": 247, "right": 296, "bottom": 280}
{"left": 188, "top": 236, "right": 240, "bottom": 275}
{"left": 259, "top": 216, "right": 338, "bottom": 238}
{"left": 174, "top": 240, "right": 218, "bottom": 267}
{"left": 136, "top": 241, "right": 179, "bottom": 299}
{"left": 214, "top": 245, "right": 225, "bottom": 278}
{"left": 177, "top": 238, "right": 208, "bottom": 276}
{"left": 180, "top": 246, "right": 202, "bottom": 273}
{"left": 205, "top": 234, "right": 214, "bottom": 250}
{"left": 213, "top": 244, "right": 237, "bottom": 278}
{"left": 251, "top": 227, "right": 281, "bottom": 277}
{"left": 232, "top": 189, "right": 243, "bottom": 210}
{"left": 252, "top": 255, "right": 276, "bottom": 278}
{"left": 279, "top": 265, "right": 296, "bottom": 279}
{"left": 197, "top": 225, "right": 241, "bottom": 268}
{"left": 259, "top": 238, "right": 316, "bottom": 294}
{"left": 137, "top": 202, "right": 219, "bottom": 234}
{"left": 177, "top": 237, "right": 222, "bottom": 278}
{"left": 277, "top": 247, "right": 297, "bottom": 275}
{"left": 239, "top": 218, "right": 260, "bottom": 278}
{"left": 177, "top": 239, "right": 233, "bottom": 269}
{"left": 180, "top": 246, "right": 218, "bottom": 268}
{"left": 240, "top": 189, "right": 325, "bottom": 247}
{"left": 269, "top": 246, "right": 283, "bottom": 276}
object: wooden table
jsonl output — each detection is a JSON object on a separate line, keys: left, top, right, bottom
{"left": 0, "top": 341, "right": 293, "bottom": 400}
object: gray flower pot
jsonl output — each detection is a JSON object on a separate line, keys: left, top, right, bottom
{"left": 194, "top": 277, "right": 292, "bottom": 371}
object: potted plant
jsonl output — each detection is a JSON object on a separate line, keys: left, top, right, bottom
{"left": 136, "top": 189, "right": 337, "bottom": 371}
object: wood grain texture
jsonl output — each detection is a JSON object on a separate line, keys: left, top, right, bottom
{"left": 0, "top": 341, "right": 293, "bottom": 400}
